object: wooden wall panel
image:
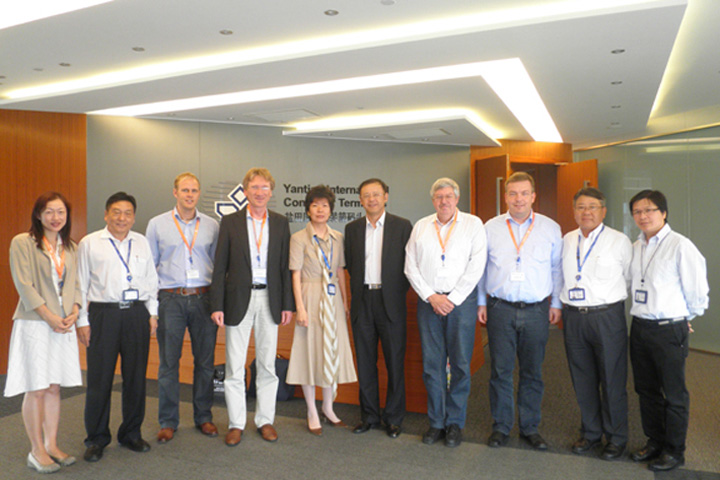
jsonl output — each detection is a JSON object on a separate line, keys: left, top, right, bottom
{"left": 471, "top": 139, "right": 573, "bottom": 164}
{"left": 0, "top": 109, "right": 87, "bottom": 374}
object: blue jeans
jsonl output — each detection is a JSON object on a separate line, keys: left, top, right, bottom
{"left": 486, "top": 298, "right": 549, "bottom": 435}
{"left": 157, "top": 291, "right": 218, "bottom": 429}
{"left": 417, "top": 291, "right": 477, "bottom": 429}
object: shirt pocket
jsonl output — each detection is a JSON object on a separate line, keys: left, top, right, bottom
{"left": 531, "top": 244, "right": 551, "bottom": 264}
{"left": 594, "top": 256, "right": 621, "bottom": 281}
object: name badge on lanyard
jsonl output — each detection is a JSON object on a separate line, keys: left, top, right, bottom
{"left": 568, "top": 287, "right": 586, "bottom": 301}
{"left": 507, "top": 213, "right": 534, "bottom": 283}
{"left": 123, "top": 288, "right": 139, "bottom": 301}
{"left": 635, "top": 289, "right": 648, "bottom": 304}
{"left": 327, "top": 284, "right": 336, "bottom": 296}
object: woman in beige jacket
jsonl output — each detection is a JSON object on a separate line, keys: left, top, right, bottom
{"left": 5, "top": 192, "right": 82, "bottom": 473}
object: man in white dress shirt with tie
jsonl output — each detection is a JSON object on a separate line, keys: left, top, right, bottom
{"left": 404, "top": 177, "right": 486, "bottom": 448}
{"left": 477, "top": 171, "right": 562, "bottom": 451}
{"left": 560, "top": 187, "right": 631, "bottom": 460}
{"left": 76, "top": 192, "right": 158, "bottom": 462}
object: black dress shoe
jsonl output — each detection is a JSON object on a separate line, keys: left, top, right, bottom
{"left": 648, "top": 453, "right": 684, "bottom": 472}
{"left": 83, "top": 445, "right": 104, "bottom": 462}
{"left": 571, "top": 437, "right": 600, "bottom": 454}
{"left": 520, "top": 432, "right": 548, "bottom": 451}
{"left": 487, "top": 431, "right": 509, "bottom": 448}
{"left": 600, "top": 443, "right": 625, "bottom": 460}
{"left": 352, "top": 422, "right": 379, "bottom": 434}
{"left": 120, "top": 438, "right": 151, "bottom": 453}
{"left": 631, "top": 443, "right": 663, "bottom": 462}
{"left": 386, "top": 424, "right": 402, "bottom": 439}
{"left": 422, "top": 427, "right": 445, "bottom": 445}
{"left": 445, "top": 424, "right": 462, "bottom": 448}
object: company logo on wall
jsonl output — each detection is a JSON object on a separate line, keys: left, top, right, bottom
{"left": 214, "top": 184, "right": 247, "bottom": 217}
{"left": 211, "top": 181, "right": 365, "bottom": 224}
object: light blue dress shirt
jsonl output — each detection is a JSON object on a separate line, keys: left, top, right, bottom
{"left": 477, "top": 211, "right": 563, "bottom": 308}
{"left": 146, "top": 208, "right": 219, "bottom": 289}
{"left": 247, "top": 211, "right": 270, "bottom": 285}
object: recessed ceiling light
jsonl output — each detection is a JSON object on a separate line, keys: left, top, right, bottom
{"left": 0, "top": 75, "right": 5, "bottom": 79}
{"left": 219, "top": 29, "right": 233, "bottom": 35}
{"left": 611, "top": 49, "right": 625, "bottom": 54}
{"left": 59, "top": 63, "right": 71, "bottom": 67}
{"left": 381, "top": 0, "right": 396, "bottom": 5}
{"left": 4, "top": 0, "right": 652, "bottom": 103}
{"left": 611, "top": 81, "right": 623, "bottom": 85}
{"left": 227, "top": 116, "right": 234, "bottom": 120}
{"left": 611, "top": 105, "right": 621, "bottom": 109}
{"left": 132, "top": 47, "right": 145, "bottom": 52}
{"left": 324, "top": 10, "right": 339, "bottom": 16}
{"left": 0, "top": 0, "right": 114, "bottom": 30}
{"left": 33, "top": 68, "right": 43, "bottom": 72}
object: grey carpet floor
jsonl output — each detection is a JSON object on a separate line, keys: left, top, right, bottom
{"left": 2, "top": 329, "right": 719, "bottom": 479}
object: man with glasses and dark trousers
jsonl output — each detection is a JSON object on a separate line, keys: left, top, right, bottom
{"left": 560, "top": 187, "right": 631, "bottom": 461}
{"left": 345, "top": 178, "right": 412, "bottom": 439}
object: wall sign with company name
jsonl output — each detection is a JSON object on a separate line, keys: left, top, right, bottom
{"left": 213, "top": 181, "right": 365, "bottom": 224}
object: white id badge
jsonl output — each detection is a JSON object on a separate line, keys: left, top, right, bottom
{"left": 436, "top": 267, "right": 449, "bottom": 279}
{"left": 327, "top": 284, "right": 336, "bottom": 296}
{"left": 634, "top": 289, "right": 648, "bottom": 304}
{"left": 568, "top": 287, "right": 586, "bottom": 301}
{"left": 186, "top": 269, "right": 200, "bottom": 280}
{"left": 254, "top": 268, "right": 267, "bottom": 278}
{"left": 510, "top": 271, "right": 526, "bottom": 282}
{"left": 123, "top": 288, "right": 139, "bottom": 301}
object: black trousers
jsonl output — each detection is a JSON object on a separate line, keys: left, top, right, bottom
{"left": 563, "top": 301, "right": 628, "bottom": 445}
{"left": 84, "top": 302, "right": 150, "bottom": 447}
{"left": 352, "top": 288, "right": 406, "bottom": 426}
{"left": 630, "top": 317, "right": 689, "bottom": 456}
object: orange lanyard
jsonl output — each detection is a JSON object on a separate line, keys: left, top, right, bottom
{"left": 506, "top": 212, "right": 535, "bottom": 262}
{"left": 250, "top": 211, "right": 267, "bottom": 263}
{"left": 173, "top": 213, "right": 200, "bottom": 264}
{"left": 433, "top": 210, "right": 458, "bottom": 262}
{"left": 42, "top": 236, "right": 65, "bottom": 281}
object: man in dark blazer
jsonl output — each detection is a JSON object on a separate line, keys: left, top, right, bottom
{"left": 210, "top": 167, "right": 294, "bottom": 447}
{"left": 345, "top": 178, "right": 412, "bottom": 438}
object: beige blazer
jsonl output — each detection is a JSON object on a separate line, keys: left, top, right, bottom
{"left": 9, "top": 232, "right": 82, "bottom": 321}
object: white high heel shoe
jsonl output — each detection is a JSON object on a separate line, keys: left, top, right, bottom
{"left": 27, "top": 453, "right": 61, "bottom": 474}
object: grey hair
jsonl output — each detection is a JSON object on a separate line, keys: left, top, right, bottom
{"left": 430, "top": 177, "right": 460, "bottom": 198}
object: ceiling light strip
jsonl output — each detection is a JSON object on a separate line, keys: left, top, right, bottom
{"left": 3, "top": 0, "right": 674, "bottom": 101}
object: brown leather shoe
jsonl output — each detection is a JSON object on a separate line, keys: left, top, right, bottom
{"left": 225, "top": 428, "right": 242, "bottom": 446}
{"left": 197, "top": 422, "right": 219, "bottom": 437}
{"left": 157, "top": 428, "right": 174, "bottom": 443}
{"left": 307, "top": 420, "right": 323, "bottom": 437}
{"left": 257, "top": 424, "right": 278, "bottom": 442}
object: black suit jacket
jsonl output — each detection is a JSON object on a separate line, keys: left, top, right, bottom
{"left": 210, "top": 207, "right": 294, "bottom": 326}
{"left": 344, "top": 212, "right": 412, "bottom": 323}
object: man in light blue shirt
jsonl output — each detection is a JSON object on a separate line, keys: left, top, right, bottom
{"left": 477, "top": 171, "right": 562, "bottom": 451}
{"left": 146, "top": 172, "right": 220, "bottom": 444}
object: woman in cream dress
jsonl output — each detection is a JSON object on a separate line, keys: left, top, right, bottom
{"left": 286, "top": 185, "right": 357, "bottom": 435}
{"left": 5, "top": 192, "right": 83, "bottom": 473}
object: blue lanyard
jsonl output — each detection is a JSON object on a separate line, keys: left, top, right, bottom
{"left": 109, "top": 238, "right": 133, "bottom": 282}
{"left": 575, "top": 225, "right": 604, "bottom": 281}
{"left": 313, "top": 235, "right": 333, "bottom": 279}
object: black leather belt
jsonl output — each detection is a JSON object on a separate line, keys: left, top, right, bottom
{"left": 90, "top": 301, "right": 142, "bottom": 310}
{"left": 564, "top": 302, "right": 618, "bottom": 314}
{"left": 633, "top": 316, "right": 686, "bottom": 326}
{"left": 364, "top": 284, "right": 382, "bottom": 290}
{"left": 251, "top": 284, "right": 267, "bottom": 290}
{"left": 491, "top": 297, "right": 543, "bottom": 309}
